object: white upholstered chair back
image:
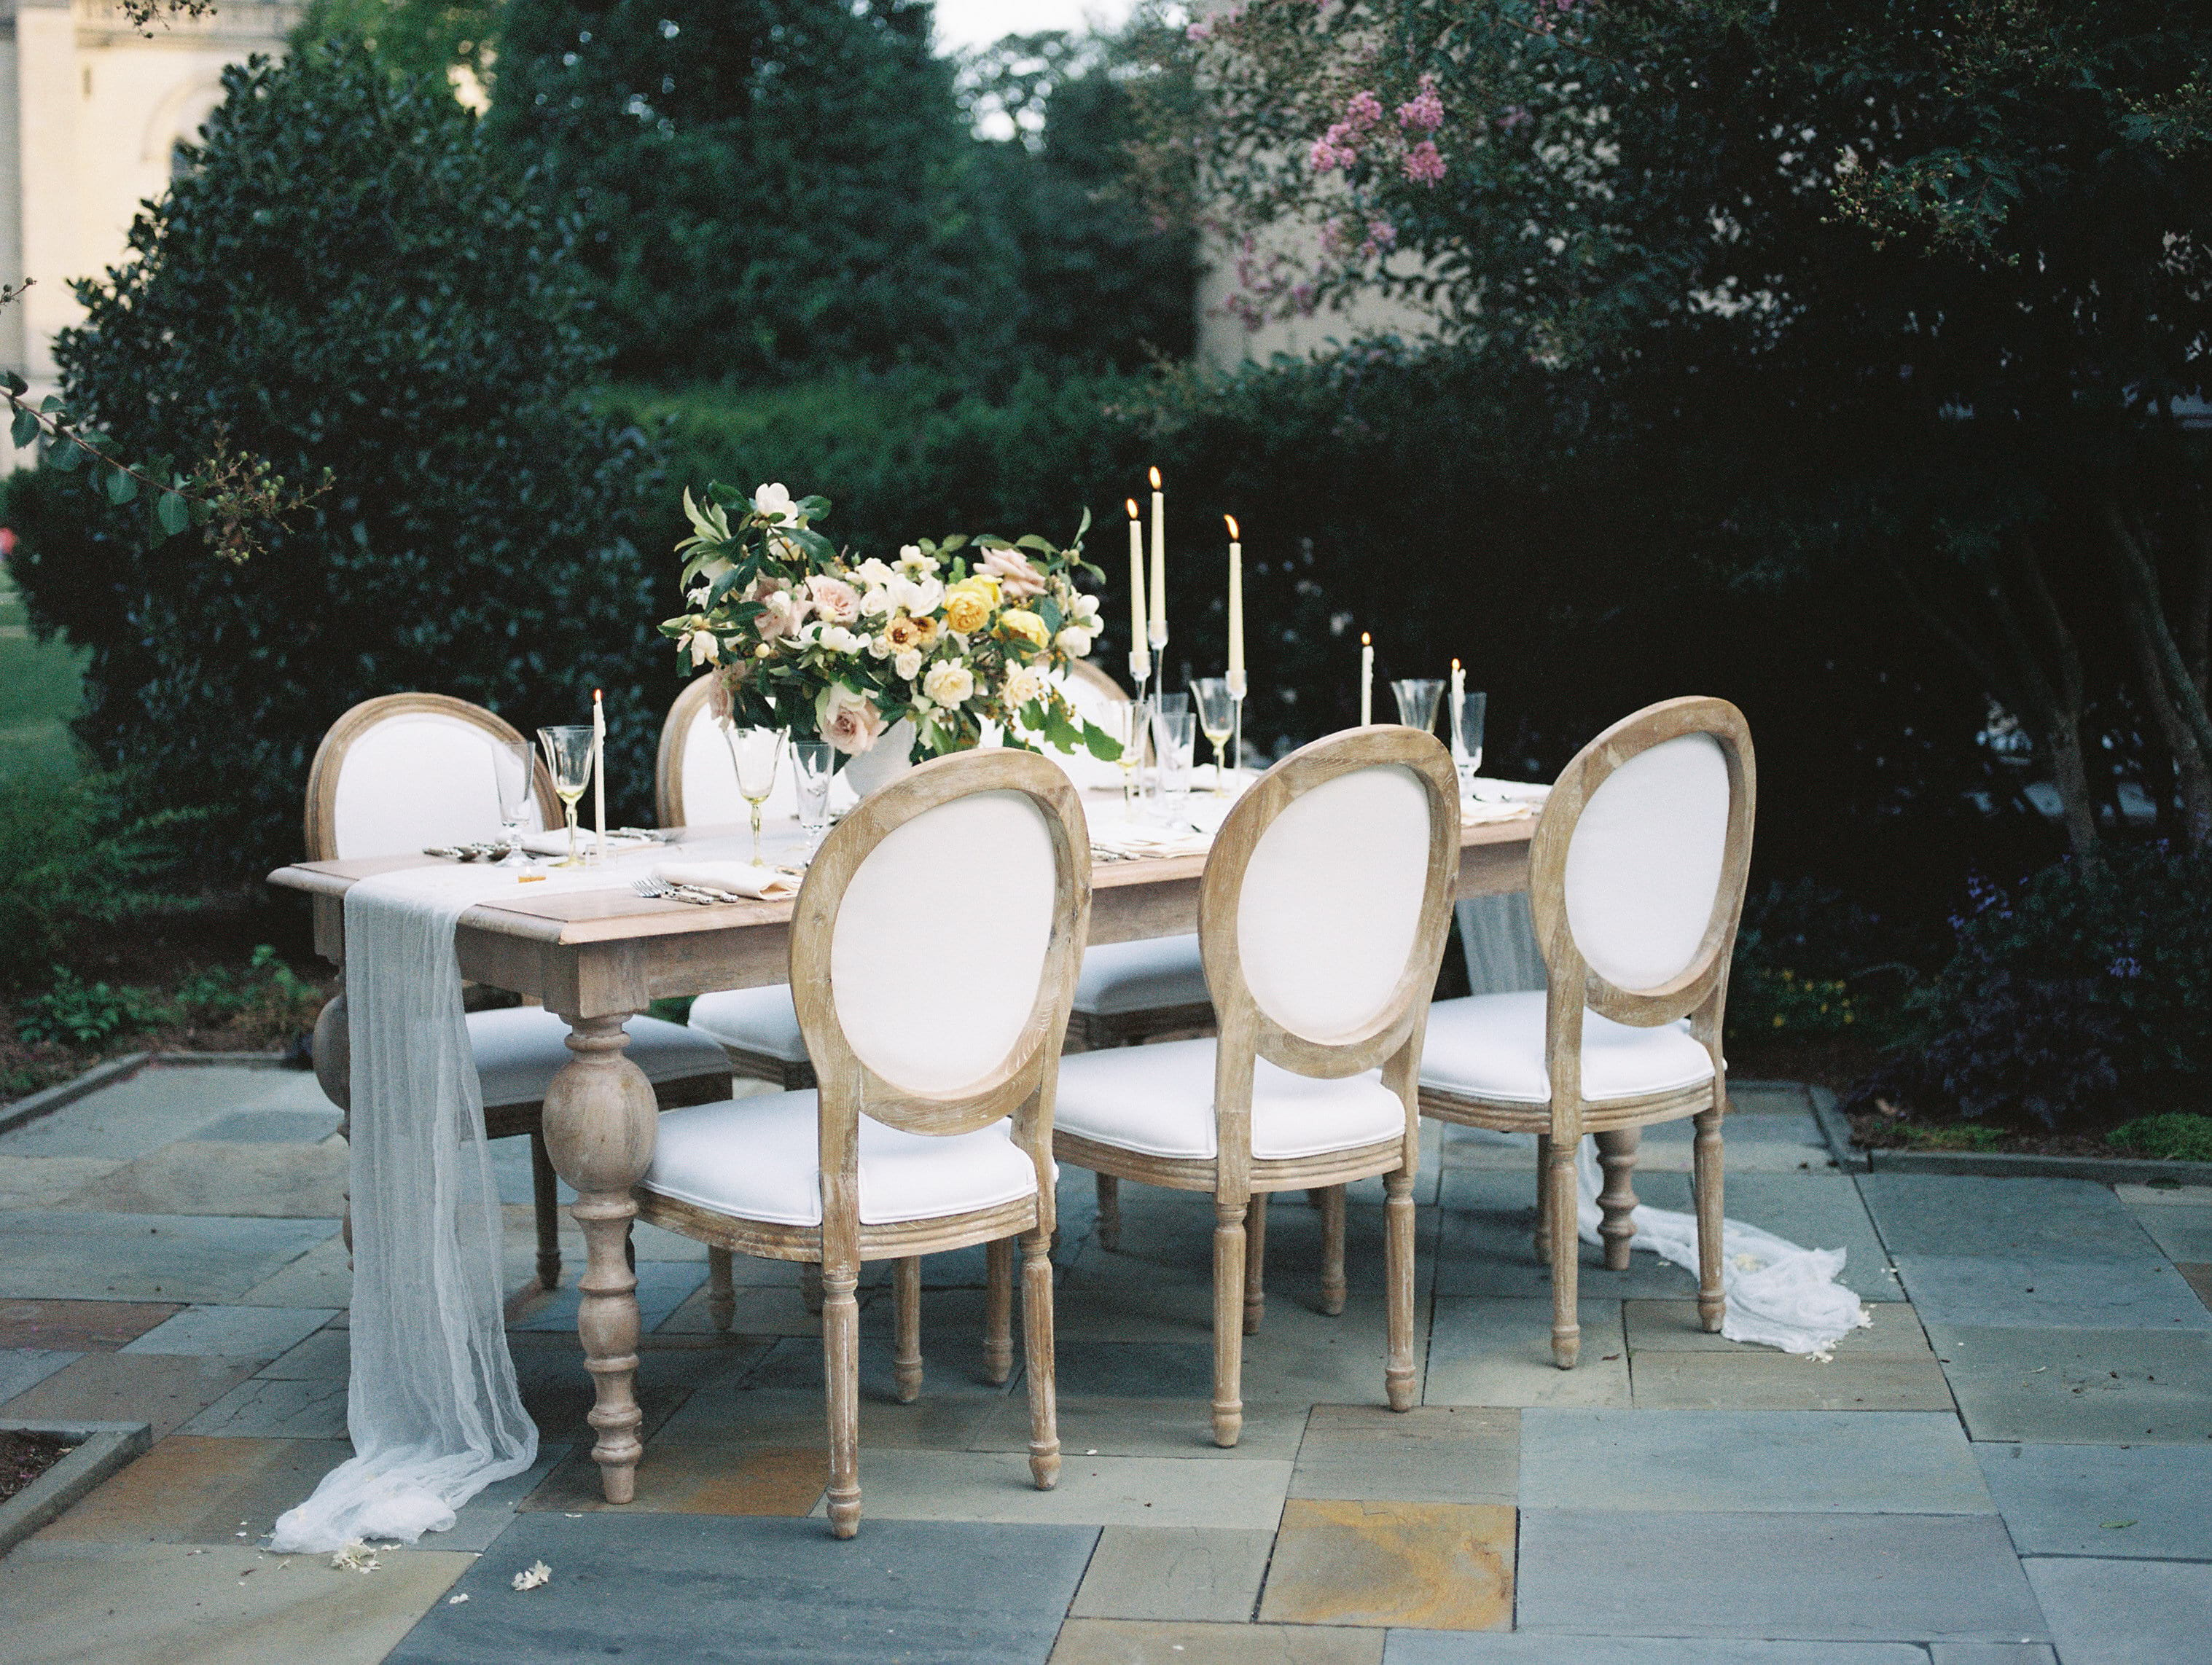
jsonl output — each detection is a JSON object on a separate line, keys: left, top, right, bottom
{"left": 655, "top": 675, "right": 803, "bottom": 827}
{"left": 790, "top": 748, "right": 1090, "bottom": 1133}
{"left": 1203, "top": 728, "right": 1459, "bottom": 1075}
{"left": 1531, "top": 698, "right": 1754, "bottom": 1025}
{"left": 305, "top": 694, "right": 555, "bottom": 861}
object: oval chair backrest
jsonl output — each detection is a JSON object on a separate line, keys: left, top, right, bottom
{"left": 305, "top": 693, "right": 555, "bottom": 861}
{"left": 790, "top": 748, "right": 1090, "bottom": 1134}
{"left": 1531, "top": 697, "right": 1755, "bottom": 1025}
{"left": 655, "top": 675, "right": 802, "bottom": 828}
{"left": 1203, "top": 728, "right": 1459, "bottom": 1074}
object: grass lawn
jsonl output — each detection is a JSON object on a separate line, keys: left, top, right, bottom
{"left": 0, "top": 564, "right": 85, "bottom": 780}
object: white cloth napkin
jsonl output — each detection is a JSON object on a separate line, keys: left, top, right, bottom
{"left": 652, "top": 858, "right": 800, "bottom": 899}
{"left": 1089, "top": 822, "right": 1214, "bottom": 860}
{"left": 1467, "top": 777, "right": 1550, "bottom": 803}
{"left": 517, "top": 826, "right": 660, "bottom": 856}
{"left": 1461, "top": 799, "right": 1538, "bottom": 826}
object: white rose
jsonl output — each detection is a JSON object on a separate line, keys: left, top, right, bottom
{"left": 860, "top": 586, "right": 892, "bottom": 619}
{"left": 923, "top": 661, "right": 975, "bottom": 707}
{"left": 853, "top": 557, "right": 894, "bottom": 587}
{"left": 895, "top": 575, "right": 945, "bottom": 616}
{"left": 1055, "top": 626, "right": 1095, "bottom": 658}
{"left": 866, "top": 634, "right": 891, "bottom": 659}
{"left": 894, "top": 647, "right": 923, "bottom": 681}
{"left": 896, "top": 544, "right": 940, "bottom": 576}
{"left": 1004, "top": 665, "right": 1050, "bottom": 710}
{"left": 822, "top": 624, "right": 864, "bottom": 654}
{"left": 753, "top": 482, "right": 802, "bottom": 525}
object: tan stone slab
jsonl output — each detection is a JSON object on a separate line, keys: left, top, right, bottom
{"left": 0, "top": 1539, "right": 469, "bottom": 1665}
{"left": 1629, "top": 1349, "right": 1958, "bottom": 1411}
{"left": 2116, "top": 1183, "right": 2212, "bottom": 1207}
{"left": 1424, "top": 1298, "right": 1632, "bottom": 1408}
{"left": 1259, "top": 1498, "right": 1515, "bottom": 1631}
{"left": 972, "top": 1395, "right": 1308, "bottom": 1462}
{"left": 656, "top": 1284, "right": 826, "bottom": 1338}
{"left": 521, "top": 1441, "right": 824, "bottom": 1516}
{"left": 34, "top": 1435, "right": 348, "bottom": 1545}
{"left": 653, "top": 1384, "right": 998, "bottom": 1449}
{"left": 0, "top": 1155, "right": 122, "bottom": 1208}
{"left": 1291, "top": 1406, "right": 1517, "bottom": 1505}
{"left": 61, "top": 1140, "right": 348, "bottom": 1218}
{"left": 1069, "top": 1525, "right": 1276, "bottom": 1622}
{"left": 0, "top": 1297, "right": 181, "bottom": 1350}
{"left": 1, "top": 1350, "right": 258, "bottom": 1438}
{"left": 1625, "top": 1298, "right": 1932, "bottom": 1355}
{"left": 805, "top": 1449, "right": 1294, "bottom": 1529}
{"left": 230, "top": 1236, "right": 353, "bottom": 1309}
{"left": 2178, "top": 1263, "right": 2212, "bottom": 1314}
{"left": 1050, "top": 1618, "right": 1386, "bottom": 1665}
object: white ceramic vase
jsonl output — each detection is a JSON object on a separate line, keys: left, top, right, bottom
{"left": 837, "top": 718, "right": 919, "bottom": 800}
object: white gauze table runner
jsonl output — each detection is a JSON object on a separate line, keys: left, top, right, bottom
{"left": 273, "top": 861, "right": 629, "bottom": 1553}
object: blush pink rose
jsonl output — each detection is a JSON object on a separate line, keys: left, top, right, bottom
{"left": 977, "top": 548, "right": 1048, "bottom": 600}
{"left": 805, "top": 574, "right": 862, "bottom": 625}
{"left": 749, "top": 575, "right": 811, "bottom": 641}
{"left": 816, "top": 682, "right": 886, "bottom": 756}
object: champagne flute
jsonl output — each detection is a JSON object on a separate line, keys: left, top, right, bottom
{"left": 1451, "top": 689, "right": 1488, "bottom": 799}
{"left": 724, "top": 725, "right": 784, "bottom": 865}
{"left": 491, "top": 740, "right": 534, "bottom": 862}
{"left": 1101, "top": 700, "right": 1143, "bottom": 818}
{"left": 536, "top": 725, "right": 594, "bottom": 869}
{"left": 1192, "top": 678, "right": 1234, "bottom": 795}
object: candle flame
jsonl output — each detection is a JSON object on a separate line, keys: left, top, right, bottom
{"left": 1361, "top": 632, "right": 1371, "bottom": 646}
{"left": 1224, "top": 514, "right": 1239, "bottom": 539}
{"left": 594, "top": 688, "right": 603, "bottom": 700}
{"left": 1450, "top": 659, "right": 1459, "bottom": 672}
{"left": 1148, "top": 466, "right": 1162, "bottom": 490}
{"left": 1125, "top": 498, "right": 1139, "bottom": 519}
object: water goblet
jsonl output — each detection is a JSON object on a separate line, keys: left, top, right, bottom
{"left": 1391, "top": 678, "right": 1447, "bottom": 735}
{"left": 1451, "top": 689, "right": 1488, "bottom": 799}
{"left": 536, "top": 725, "right": 594, "bottom": 868}
{"left": 491, "top": 740, "right": 534, "bottom": 861}
{"left": 723, "top": 725, "right": 784, "bottom": 865}
{"left": 1192, "top": 678, "right": 1235, "bottom": 795}
{"left": 792, "top": 739, "right": 835, "bottom": 856}
{"left": 1152, "top": 708, "right": 1197, "bottom": 823}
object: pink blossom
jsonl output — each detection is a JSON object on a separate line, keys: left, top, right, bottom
{"left": 1367, "top": 219, "right": 1397, "bottom": 250}
{"left": 1341, "top": 90, "right": 1383, "bottom": 132}
{"left": 1402, "top": 140, "right": 1446, "bottom": 184}
{"left": 816, "top": 683, "right": 886, "bottom": 757}
{"left": 1308, "top": 128, "right": 1359, "bottom": 172}
{"left": 1186, "top": 18, "right": 1211, "bottom": 40}
{"left": 1496, "top": 105, "right": 1533, "bottom": 131}
{"left": 1396, "top": 74, "right": 1444, "bottom": 133}
{"left": 1319, "top": 216, "right": 1352, "bottom": 257}
{"left": 804, "top": 573, "right": 861, "bottom": 625}
{"left": 977, "top": 547, "right": 1047, "bottom": 600}
{"left": 749, "top": 575, "right": 811, "bottom": 640}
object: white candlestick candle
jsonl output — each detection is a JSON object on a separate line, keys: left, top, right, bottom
{"left": 1125, "top": 499, "right": 1149, "bottom": 675}
{"left": 591, "top": 687, "right": 606, "bottom": 862}
{"left": 1148, "top": 466, "right": 1166, "bottom": 643}
{"left": 1224, "top": 515, "right": 1244, "bottom": 679}
{"left": 1360, "top": 633, "right": 1372, "bottom": 727}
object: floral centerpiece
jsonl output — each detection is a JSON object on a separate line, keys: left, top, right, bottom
{"left": 660, "top": 482, "right": 1123, "bottom": 768}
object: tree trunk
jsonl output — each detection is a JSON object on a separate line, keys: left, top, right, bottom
{"left": 2105, "top": 501, "right": 2212, "bottom": 847}
{"left": 2122, "top": 588, "right": 2212, "bottom": 842}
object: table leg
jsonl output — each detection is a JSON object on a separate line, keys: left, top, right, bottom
{"left": 540, "top": 1011, "right": 657, "bottom": 1505}
{"left": 312, "top": 982, "right": 351, "bottom": 1254}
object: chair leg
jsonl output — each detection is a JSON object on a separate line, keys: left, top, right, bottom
{"left": 1021, "top": 1226, "right": 1060, "bottom": 1490}
{"left": 892, "top": 1256, "right": 923, "bottom": 1403}
{"left": 529, "top": 1130, "right": 562, "bottom": 1290}
{"left": 1693, "top": 1105, "right": 1726, "bottom": 1332}
{"left": 983, "top": 1237, "right": 1015, "bottom": 1385}
{"left": 1594, "top": 1128, "right": 1641, "bottom": 1272}
{"left": 1532, "top": 1133, "right": 1552, "bottom": 1265}
{"left": 1318, "top": 1184, "right": 1347, "bottom": 1317}
{"left": 1211, "top": 1198, "right": 1247, "bottom": 1448}
{"left": 1546, "top": 1136, "right": 1582, "bottom": 1368}
{"left": 1243, "top": 1192, "right": 1268, "bottom": 1336}
{"left": 706, "top": 1246, "right": 735, "bottom": 1334}
{"left": 1384, "top": 1170, "right": 1417, "bottom": 1411}
{"left": 821, "top": 1264, "right": 862, "bottom": 1538}
{"left": 1095, "top": 1172, "right": 1122, "bottom": 1252}
{"left": 800, "top": 1261, "right": 824, "bottom": 1316}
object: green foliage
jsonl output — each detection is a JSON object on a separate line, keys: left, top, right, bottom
{"left": 2108, "top": 1114, "right": 2212, "bottom": 1164}
{"left": 172, "top": 945, "right": 326, "bottom": 1047}
{"left": 1899, "top": 1123, "right": 2006, "bottom": 1153}
{"left": 0, "top": 770, "right": 199, "bottom": 991}
{"left": 4, "top": 45, "right": 681, "bottom": 878}
{"left": 15, "top": 970, "right": 171, "bottom": 1049}
{"left": 295, "top": 0, "right": 498, "bottom": 88}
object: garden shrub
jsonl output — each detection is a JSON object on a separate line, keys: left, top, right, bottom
{"left": 0, "top": 769, "right": 199, "bottom": 990}
{"left": 2107, "top": 1115, "right": 2212, "bottom": 1164}
{"left": 5, "top": 44, "right": 680, "bottom": 879}
{"left": 15, "top": 969, "right": 171, "bottom": 1048}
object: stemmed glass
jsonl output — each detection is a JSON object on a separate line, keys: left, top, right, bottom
{"left": 1192, "top": 678, "right": 1235, "bottom": 795}
{"left": 792, "top": 739, "right": 835, "bottom": 857}
{"left": 1152, "top": 708, "right": 1197, "bottom": 823}
{"left": 724, "top": 725, "right": 784, "bottom": 865}
{"left": 491, "top": 740, "right": 534, "bottom": 862}
{"left": 1391, "top": 678, "right": 1446, "bottom": 734}
{"left": 1451, "top": 689, "right": 1488, "bottom": 799}
{"left": 536, "top": 726, "right": 594, "bottom": 868}
{"left": 1100, "top": 700, "right": 1144, "bottom": 818}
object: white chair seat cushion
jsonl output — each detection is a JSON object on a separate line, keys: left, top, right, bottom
{"left": 641, "top": 1092, "right": 1044, "bottom": 1227}
{"left": 1054, "top": 1037, "right": 1404, "bottom": 1161}
{"left": 1419, "top": 991, "right": 1714, "bottom": 1106}
{"left": 1073, "top": 934, "right": 1211, "bottom": 1017}
{"left": 686, "top": 985, "right": 808, "bottom": 1062}
{"left": 468, "top": 1007, "right": 730, "bottom": 1108}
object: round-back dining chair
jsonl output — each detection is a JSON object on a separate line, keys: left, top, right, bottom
{"left": 1415, "top": 696, "right": 1756, "bottom": 1367}
{"left": 304, "top": 693, "right": 733, "bottom": 1292}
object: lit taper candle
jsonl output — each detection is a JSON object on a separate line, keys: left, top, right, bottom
{"left": 1148, "top": 466, "right": 1166, "bottom": 644}
{"left": 1224, "top": 516, "right": 1244, "bottom": 680}
{"left": 1125, "top": 498, "right": 1148, "bottom": 675}
{"left": 591, "top": 687, "right": 606, "bottom": 862}
{"left": 1359, "top": 634, "right": 1373, "bottom": 726}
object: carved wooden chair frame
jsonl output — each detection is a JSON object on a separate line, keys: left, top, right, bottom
{"left": 1054, "top": 726, "right": 1460, "bottom": 1446}
{"left": 636, "top": 746, "right": 1090, "bottom": 1536}
{"left": 1418, "top": 695, "right": 1756, "bottom": 1366}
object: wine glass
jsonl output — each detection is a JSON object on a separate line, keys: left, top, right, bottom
{"left": 1391, "top": 678, "right": 1446, "bottom": 734}
{"left": 724, "top": 725, "right": 784, "bottom": 865}
{"left": 792, "top": 739, "right": 835, "bottom": 856}
{"left": 1451, "top": 689, "right": 1488, "bottom": 799}
{"left": 491, "top": 740, "right": 534, "bottom": 861}
{"left": 1151, "top": 708, "right": 1197, "bottom": 823}
{"left": 1192, "top": 678, "right": 1234, "bottom": 795}
{"left": 1098, "top": 700, "right": 1143, "bottom": 818}
{"left": 536, "top": 726, "right": 594, "bottom": 868}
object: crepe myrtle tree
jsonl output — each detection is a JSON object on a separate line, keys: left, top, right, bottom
{"left": 1138, "top": 0, "right": 2212, "bottom": 850}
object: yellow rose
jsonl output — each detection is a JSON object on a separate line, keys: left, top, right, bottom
{"left": 942, "top": 578, "right": 997, "bottom": 635}
{"left": 998, "top": 609, "right": 1049, "bottom": 649}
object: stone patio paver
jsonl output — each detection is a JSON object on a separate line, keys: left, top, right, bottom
{"left": 2124, "top": 1205, "right": 2212, "bottom": 1264}
{"left": 1892, "top": 1254, "right": 2212, "bottom": 1331}
{"left": 1259, "top": 1499, "right": 1515, "bottom": 1631}
{"left": 0, "top": 1065, "right": 315, "bottom": 1160}
{"left": 1515, "top": 1509, "right": 2047, "bottom": 1642}
{"left": 1627, "top": 1351, "right": 1958, "bottom": 1412}
{"left": 1289, "top": 1405, "right": 1515, "bottom": 1504}
{"left": 120, "top": 1304, "right": 335, "bottom": 1360}
{"left": 1052, "top": 1619, "right": 1385, "bottom": 1664}
{"left": 0, "top": 1209, "right": 340, "bottom": 1304}
{"left": 1857, "top": 1176, "right": 2161, "bottom": 1260}
{"left": 1068, "top": 1524, "right": 1276, "bottom": 1621}
{"left": 1973, "top": 1442, "right": 2212, "bottom": 1559}
{"left": 179, "top": 1373, "right": 352, "bottom": 1438}
{"left": 31, "top": 1433, "right": 351, "bottom": 1545}
{"left": 1, "top": 1349, "right": 258, "bottom": 1438}
{"left": 230, "top": 1234, "right": 354, "bottom": 1308}
{"left": 975, "top": 1392, "right": 1311, "bottom": 1462}
{"left": 802, "top": 1449, "right": 1295, "bottom": 1529}
{"left": 1629, "top": 1172, "right": 1904, "bottom": 1302}
{"left": 1622, "top": 1298, "right": 1929, "bottom": 1355}
{"left": 0, "top": 1345, "right": 77, "bottom": 1401}
{"left": 1519, "top": 1409, "right": 1992, "bottom": 1514}
{"left": 63, "top": 1138, "right": 348, "bottom": 1218}
{"left": 654, "top": 1382, "right": 998, "bottom": 1449}
{"left": 186, "top": 1107, "right": 344, "bottom": 1144}
{"left": 2178, "top": 1262, "right": 2212, "bottom": 1312}
{"left": 1926, "top": 1323, "right": 2212, "bottom": 1443}
{"left": 1383, "top": 1638, "right": 1934, "bottom": 1662}
{"left": 1924, "top": 1648, "right": 2060, "bottom": 1664}
{"left": 0, "top": 1154, "right": 121, "bottom": 1206}
{"left": 0, "top": 1296, "right": 181, "bottom": 1349}
{"left": 2020, "top": 1555, "right": 2212, "bottom": 1665}
{"left": 524, "top": 1441, "right": 826, "bottom": 1515}
{"left": 1425, "top": 1298, "right": 1631, "bottom": 1407}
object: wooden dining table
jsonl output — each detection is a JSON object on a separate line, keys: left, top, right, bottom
{"left": 267, "top": 796, "right": 1537, "bottom": 1503}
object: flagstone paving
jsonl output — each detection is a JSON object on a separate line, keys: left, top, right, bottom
{"left": 1, "top": 1065, "right": 2207, "bottom": 1662}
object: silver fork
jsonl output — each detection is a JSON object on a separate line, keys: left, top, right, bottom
{"left": 631, "top": 876, "right": 744, "bottom": 906}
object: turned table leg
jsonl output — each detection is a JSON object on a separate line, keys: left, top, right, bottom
{"left": 313, "top": 982, "right": 353, "bottom": 1255}
{"left": 1594, "top": 1128, "right": 1641, "bottom": 1272}
{"left": 540, "top": 1011, "right": 658, "bottom": 1505}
